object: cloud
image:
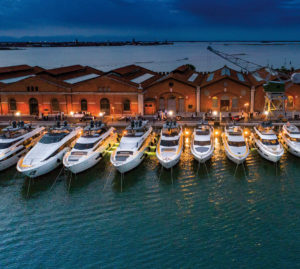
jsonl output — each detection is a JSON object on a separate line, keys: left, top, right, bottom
{"left": 177, "top": 0, "right": 300, "bottom": 27}
{"left": 0, "top": 0, "right": 300, "bottom": 39}
{"left": 0, "top": 0, "right": 183, "bottom": 30}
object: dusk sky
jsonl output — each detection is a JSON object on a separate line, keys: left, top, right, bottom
{"left": 1, "top": 0, "right": 300, "bottom": 41}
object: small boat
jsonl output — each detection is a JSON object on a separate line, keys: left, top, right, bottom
{"left": 156, "top": 120, "right": 183, "bottom": 169}
{"left": 17, "top": 121, "right": 81, "bottom": 178}
{"left": 191, "top": 122, "right": 214, "bottom": 163}
{"left": 222, "top": 125, "right": 249, "bottom": 164}
{"left": 251, "top": 121, "right": 284, "bottom": 162}
{"left": 63, "top": 121, "right": 117, "bottom": 174}
{"left": 0, "top": 121, "right": 44, "bottom": 171}
{"left": 111, "top": 120, "right": 152, "bottom": 173}
{"left": 279, "top": 123, "right": 300, "bottom": 157}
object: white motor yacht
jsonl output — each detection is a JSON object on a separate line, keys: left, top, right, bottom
{"left": 156, "top": 120, "right": 183, "bottom": 169}
{"left": 251, "top": 121, "right": 284, "bottom": 162}
{"left": 63, "top": 121, "right": 117, "bottom": 174}
{"left": 279, "top": 123, "right": 300, "bottom": 157}
{"left": 111, "top": 120, "right": 152, "bottom": 174}
{"left": 0, "top": 121, "right": 44, "bottom": 171}
{"left": 191, "top": 123, "right": 214, "bottom": 163}
{"left": 222, "top": 125, "right": 249, "bottom": 164}
{"left": 17, "top": 121, "right": 81, "bottom": 178}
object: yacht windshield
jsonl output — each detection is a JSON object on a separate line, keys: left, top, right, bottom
{"left": 160, "top": 140, "right": 179, "bottom": 147}
{"left": 228, "top": 141, "right": 246, "bottom": 147}
{"left": 262, "top": 139, "right": 279, "bottom": 145}
{"left": 194, "top": 140, "right": 210, "bottom": 146}
{"left": 83, "top": 129, "right": 104, "bottom": 137}
{"left": 74, "top": 142, "right": 97, "bottom": 150}
{"left": 124, "top": 129, "right": 144, "bottom": 137}
{"left": 162, "top": 129, "right": 179, "bottom": 137}
{"left": 228, "top": 132, "right": 242, "bottom": 136}
{"left": 196, "top": 130, "right": 209, "bottom": 135}
{"left": 40, "top": 133, "right": 68, "bottom": 144}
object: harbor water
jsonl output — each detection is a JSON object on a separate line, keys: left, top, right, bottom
{"left": 0, "top": 135, "right": 299, "bottom": 268}
{"left": 1, "top": 41, "right": 300, "bottom": 72}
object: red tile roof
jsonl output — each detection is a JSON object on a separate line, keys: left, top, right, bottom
{"left": 200, "top": 66, "right": 252, "bottom": 87}
{"left": 40, "top": 65, "right": 85, "bottom": 76}
{"left": 0, "top": 65, "right": 32, "bottom": 74}
{"left": 107, "top": 64, "right": 162, "bottom": 88}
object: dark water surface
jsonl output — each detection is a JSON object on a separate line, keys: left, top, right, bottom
{"left": 0, "top": 138, "right": 299, "bottom": 268}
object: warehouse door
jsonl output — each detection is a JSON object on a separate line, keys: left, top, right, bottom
{"left": 178, "top": 98, "right": 184, "bottom": 113}
{"left": 167, "top": 97, "right": 176, "bottom": 112}
{"left": 29, "top": 98, "right": 39, "bottom": 115}
{"left": 220, "top": 95, "right": 230, "bottom": 112}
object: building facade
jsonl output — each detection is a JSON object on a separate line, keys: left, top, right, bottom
{"left": 0, "top": 64, "right": 299, "bottom": 117}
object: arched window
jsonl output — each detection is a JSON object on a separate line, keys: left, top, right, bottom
{"left": 9, "top": 98, "right": 17, "bottom": 111}
{"left": 51, "top": 98, "right": 60, "bottom": 112}
{"left": 159, "top": 97, "right": 165, "bottom": 110}
{"left": 81, "top": 99, "right": 87, "bottom": 111}
{"left": 212, "top": 97, "right": 218, "bottom": 108}
{"left": 29, "top": 98, "right": 39, "bottom": 115}
{"left": 232, "top": 97, "right": 238, "bottom": 108}
{"left": 123, "top": 100, "right": 130, "bottom": 111}
{"left": 100, "top": 98, "right": 110, "bottom": 115}
{"left": 287, "top": 96, "right": 294, "bottom": 109}
{"left": 220, "top": 95, "right": 230, "bottom": 112}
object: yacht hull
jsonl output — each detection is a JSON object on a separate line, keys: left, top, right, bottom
{"left": 191, "top": 146, "right": 213, "bottom": 163}
{"left": 17, "top": 148, "right": 68, "bottom": 178}
{"left": 0, "top": 147, "right": 27, "bottom": 171}
{"left": 111, "top": 148, "right": 146, "bottom": 174}
{"left": 280, "top": 135, "right": 300, "bottom": 157}
{"left": 64, "top": 152, "right": 102, "bottom": 174}
{"left": 252, "top": 138, "right": 283, "bottom": 163}
{"left": 224, "top": 148, "right": 247, "bottom": 164}
{"left": 157, "top": 151, "right": 181, "bottom": 169}
{"left": 64, "top": 132, "right": 117, "bottom": 174}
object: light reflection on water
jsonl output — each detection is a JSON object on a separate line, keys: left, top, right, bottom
{"left": 0, "top": 128, "right": 299, "bottom": 268}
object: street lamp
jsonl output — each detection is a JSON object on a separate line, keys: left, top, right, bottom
{"left": 70, "top": 111, "right": 74, "bottom": 116}
{"left": 15, "top": 111, "right": 21, "bottom": 117}
{"left": 212, "top": 110, "right": 218, "bottom": 116}
{"left": 168, "top": 110, "right": 174, "bottom": 117}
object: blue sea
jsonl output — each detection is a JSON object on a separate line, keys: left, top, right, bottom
{"left": 0, "top": 135, "right": 299, "bottom": 268}
{"left": 0, "top": 41, "right": 300, "bottom": 72}
{"left": 0, "top": 43, "right": 299, "bottom": 268}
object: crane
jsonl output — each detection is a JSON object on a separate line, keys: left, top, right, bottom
{"left": 207, "top": 46, "right": 300, "bottom": 118}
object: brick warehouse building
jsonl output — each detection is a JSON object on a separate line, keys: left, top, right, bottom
{"left": 0, "top": 64, "right": 299, "bottom": 117}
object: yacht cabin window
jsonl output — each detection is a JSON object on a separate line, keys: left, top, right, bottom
{"left": 194, "top": 140, "right": 210, "bottom": 146}
{"left": 40, "top": 133, "right": 68, "bottom": 144}
{"left": 228, "top": 141, "right": 246, "bottom": 147}
{"left": 74, "top": 142, "right": 98, "bottom": 150}
{"left": 160, "top": 140, "right": 179, "bottom": 147}
{"left": 261, "top": 139, "right": 279, "bottom": 145}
